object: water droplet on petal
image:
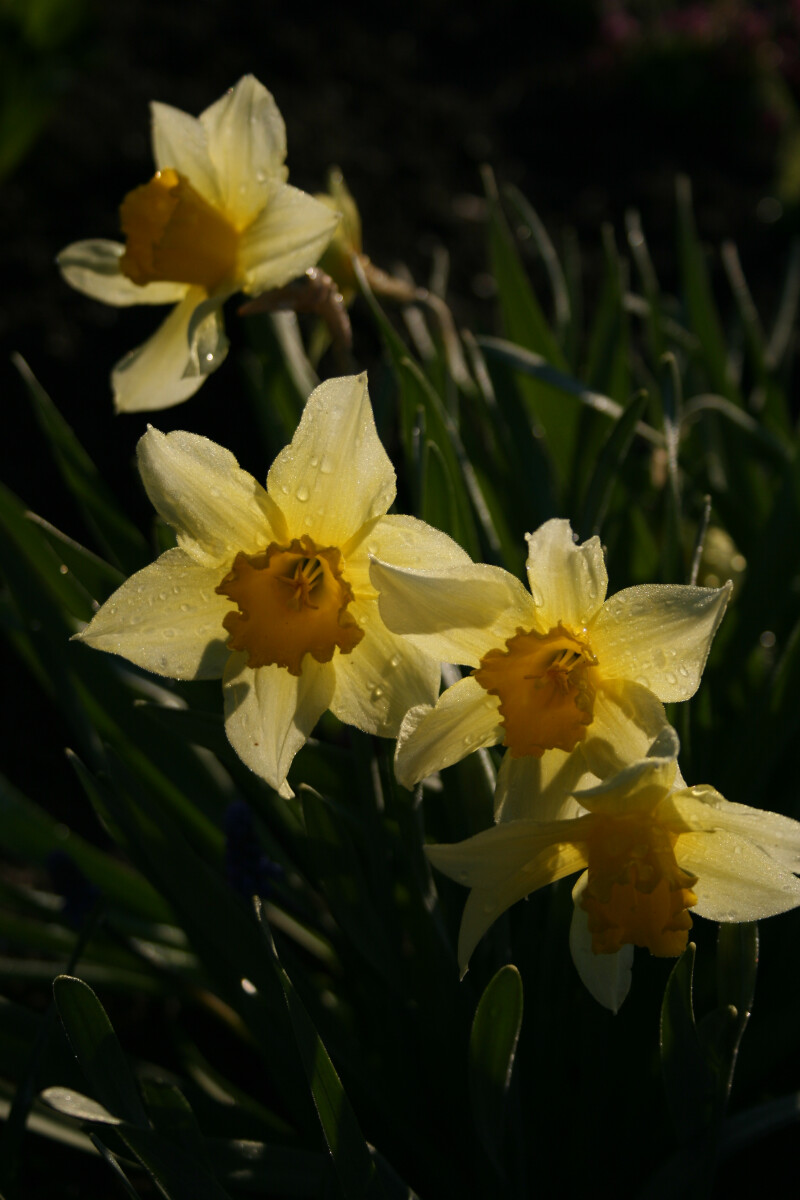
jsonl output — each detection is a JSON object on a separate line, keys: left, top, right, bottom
{"left": 320, "top": 455, "right": 334, "bottom": 474}
{"left": 296, "top": 484, "right": 310, "bottom": 502}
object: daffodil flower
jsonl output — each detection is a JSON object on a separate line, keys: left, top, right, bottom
{"left": 74, "top": 374, "right": 470, "bottom": 795}
{"left": 370, "top": 519, "right": 731, "bottom": 821}
{"left": 427, "top": 727, "right": 800, "bottom": 1011}
{"left": 57, "top": 75, "right": 338, "bottom": 413}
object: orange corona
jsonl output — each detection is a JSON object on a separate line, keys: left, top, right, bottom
{"left": 474, "top": 623, "right": 598, "bottom": 757}
{"left": 119, "top": 168, "right": 239, "bottom": 291}
{"left": 580, "top": 815, "right": 698, "bottom": 956}
{"left": 216, "top": 535, "right": 363, "bottom": 676}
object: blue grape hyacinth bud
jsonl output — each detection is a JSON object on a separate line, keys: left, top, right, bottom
{"left": 224, "top": 800, "right": 284, "bottom": 900}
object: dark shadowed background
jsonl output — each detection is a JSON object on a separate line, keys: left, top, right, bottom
{"left": 1, "top": 5, "right": 799, "bottom": 1191}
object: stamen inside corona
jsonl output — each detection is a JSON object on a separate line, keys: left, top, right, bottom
{"left": 473, "top": 623, "right": 597, "bottom": 757}
{"left": 581, "top": 816, "right": 698, "bottom": 957}
{"left": 119, "top": 168, "right": 238, "bottom": 291}
{"left": 216, "top": 536, "right": 364, "bottom": 676}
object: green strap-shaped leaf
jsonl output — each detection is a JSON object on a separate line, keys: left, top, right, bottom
{"left": 353, "top": 259, "right": 481, "bottom": 557}
{"left": 585, "top": 224, "right": 630, "bottom": 405}
{"left": 483, "top": 171, "right": 568, "bottom": 372}
{"left": 569, "top": 225, "right": 632, "bottom": 509}
{"left": 721, "top": 241, "right": 790, "bottom": 437}
{"left": 41, "top": 1085, "right": 121, "bottom": 1125}
{"left": 626, "top": 208, "right": 667, "bottom": 363}
{"left": 675, "top": 177, "right": 741, "bottom": 406}
{"left": 117, "top": 1125, "right": 236, "bottom": 1200}
{"left": 256, "top": 902, "right": 389, "bottom": 1200}
{"left": 0, "top": 483, "right": 99, "bottom": 624}
{"left": 477, "top": 336, "right": 662, "bottom": 446}
{"left": 44, "top": 1084, "right": 234, "bottom": 1200}
{"left": 52, "top": 975, "right": 150, "bottom": 1128}
{"left": 468, "top": 964, "right": 523, "bottom": 1170}
{"left": 27, "top": 512, "right": 125, "bottom": 606}
{"left": 578, "top": 389, "right": 650, "bottom": 538}
{"left": 656, "top": 353, "right": 685, "bottom": 582}
{"left": 483, "top": 171, "right": 577, "bottom": 484}
{"left": 88, "top": 1133, "right": 143, "bottom": 1200}
{"left": 48, "top": 989, "right": 239, "bottom": 1199}
{"left": 700, "top": 923, "right": 758, "bottom": 1113}
{"left": 13, "top": 355, "right": 150, "bottom": 575}
{"left": 0, "top": 769, "right": 168, "bottom": 923}
{"left": 504, "top": 185, "right": 572, "bottom": 345}
{"left": 300, "top": 787, "right": 401, "bottom": 989}
{"left": 659, "top": 944, "right": 715, "bottom": 1143}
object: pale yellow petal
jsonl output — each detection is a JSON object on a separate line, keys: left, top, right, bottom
{"left": 676, "top": 829, "right": 800, "bottom": 921}
{"left": 150, "top": 101, "right": 220, "bottom": 207}
{"left": 590, "top": 581, "right": 732, "bottom": 702}
{"left": 238, "top": 185, "right": 339, "bottom": 294}
{"left": 112, "top": 288, "right": 228, "bottom": 413}
{"left": 74, "top": 549, "right": 230, "bottom": 680}
{"left": 222, "top": 652, "right": 335, "bottom": 792}
{"left": 573, "top": 738, "right": 678, "bottom": 817}
{"left": 57, "top": 240, "right": 188, "bottom": 306}
{"left": 569, "top": 873, "right": 633, "bottom": 1013}
{"left": 267, "top": 374, "right": 395, "bottom": 547}
{"left": 342, "top": 513, "right": 472, "bottom": 584}
{"left": 665, "top": 787, "right": 800, "bottom": 872}
{"left": 427, "top": 826, "right": 587, "bottom": 973}
{"left": 369, "top": 558, "right": 535, "bottom": 668}
{"left": 137, "top": 427, "right": 283, "bottom": 568}
{"left": 393, "top": 676, "right": 503, "bottom": 789}
{"left": 525, "top": 519, "right": 608, "bottom": 633}
{"left": 200, "top": 75, "right": 287, "bottom": 228}
{"left": 328, "top": 594, "right": 439, "bottom": 737}
{"left": 494, "top": 747, "right": 593, "bottom": 823}
{"left": 427, "top": 820, "right": 585, "bottom": 891}
{"left": 582, "top": 678, "right": 670, "bottom": 779}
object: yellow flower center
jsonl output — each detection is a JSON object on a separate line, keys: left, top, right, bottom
{"left": 215, "top": 535, "right": 364, "bottom": 676}
{"left": 473, "top": 623, "right": 597, "bottom": 757}
{"left": 119, "top": 168, "right": 239, "bottom": 291}
{"left": 581, "top": 815, "right": 698, "bottom": 957}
